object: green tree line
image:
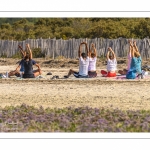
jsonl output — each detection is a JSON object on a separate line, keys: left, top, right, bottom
{"left": 0, "top": 18, "right": 150, "bottom": 40}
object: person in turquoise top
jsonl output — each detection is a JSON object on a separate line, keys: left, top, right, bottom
{"left": 126, "top": 41, "right": 142, "bottom": 79}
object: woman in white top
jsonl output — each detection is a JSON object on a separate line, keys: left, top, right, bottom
{"left": 88, "top": 43, "right": 97, "bottom": 78}
{"left": 64, "top": 42, "right": 89, "bottom": 78}
{"left": 101, "top": 47, "right": 117, "bottom": 77}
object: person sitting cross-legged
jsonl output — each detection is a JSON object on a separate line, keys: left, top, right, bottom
{"left": 64, "top": 42, "right": 89, "bottom": 78}
{"left": 8, "top": 44, "right": 39, "bottom": 78}
{"left": 16, "top": 44, "right": 42, "bottom": 78}
{"left": 88, "top": 43, "right": 97, "bottom": 78}
{"left": 101, "top": 47, "right": 117, "bottom": 77}
{"left": 126, "top": 41, "right": 142, "bottom": 79}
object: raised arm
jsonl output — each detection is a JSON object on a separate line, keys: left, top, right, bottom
{"left": 131, "top": 44, "right": 135, "bottom": 58}
{"left": 133, "top": 41, "right": 139, "bottom": 52}
{"left": 106, "top": 48, "right": 110, "bottom": 60}
{"left": 131, "top": 48, "right": 135, "bottom": 58}
{"left": 128, "top": 40, "right": 133, "bottom": 57}
{"left": 26, "top": 44, "right": 32, "bottom": 59}
{"left": 92, "top": 44, "right": 97, "bottom": 57}
{"left": 18, "top": 45, "right": 26, "bottom": 58}
{"left": 78, "top": 44, "right": 82, "bottom": 58}
{"left": 85, "top": 42, "right": 89, "bottom": 57}
{"left": 78, "top": 42, "right": 89, "bottom": 58}
{"left": 89, "top": 43, "right": 97, "bottom": 57}
{"left": 129, "top": 45, "right": 132, "bottom": 57}
{"left": 109, "top": 47, "right": 116, "bottom": 59}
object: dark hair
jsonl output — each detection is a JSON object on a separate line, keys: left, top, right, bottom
{"left": 109, "top": 55, "right": 114, "bottom": 59}
{"left": 24, "top": 54, "right": 29, "bottom": 60}
{"left": 81, "top": 52, "right": 87, "bottom": 59}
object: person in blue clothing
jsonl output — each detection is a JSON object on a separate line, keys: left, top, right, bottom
{"left": 20, "top": 44, "right": 42, "bottom": 78}
{"left": 8, "top": 44, "right": 41, "bottom": 78}
{"left": 126, "top": 41, "right": 142, "bottom": 79}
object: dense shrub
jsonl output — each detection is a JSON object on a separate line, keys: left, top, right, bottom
{"left": 32, "top": 48, "right": 45, "bottom": 58}
{"left": 12, "top": 51, "right": 22, "bottom": 59}
{"left": 1, "top": 53, "right": 7, "bottom": 58}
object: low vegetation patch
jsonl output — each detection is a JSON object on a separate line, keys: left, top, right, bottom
{"left": 0, "top": 104, "right": 150, "bottom": 132}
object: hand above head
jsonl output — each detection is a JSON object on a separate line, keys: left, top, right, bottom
{"left": 81, "top": 42, "right": 87, "bottom": 45}
{"left": 133, "top": 41, "right": 136, "bottom": 46}
{"left": 108, "top": 47, "right": 111, "bottom": 51}
{"left": 91, "top": 43, "right": 95, "bottom": 48}
{"left": 26, "top": 43, "right": 30, "bottom": 48}
{"left": 128, "top": 40, "right": 132, "bottom": 46}
{"left": 18, "top": 45, "right": 22, "bottom": 49}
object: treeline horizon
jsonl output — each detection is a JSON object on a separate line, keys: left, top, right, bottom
{"left": 0, "top": 18, "right": 150, "bottom": 40}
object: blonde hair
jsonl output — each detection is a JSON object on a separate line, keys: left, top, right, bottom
{"left": 134, "top": 51, "right": 140, "bottom": 57}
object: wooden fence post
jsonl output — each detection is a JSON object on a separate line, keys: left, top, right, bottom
{"left": 53, "top": 37, "right": 56, "bottom": 59}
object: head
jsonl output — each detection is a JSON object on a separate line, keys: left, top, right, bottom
{"left": 91, "top": 52, "right": 96, "bottom": 58}
{"left": 128, "top": 40, "right": 131, "bottom": 44}
{"left": 134, "top": 51, "right": 140, "bottom": 57}
{"left": 81, "top": 52, "right": 87, "bottom": 59}
{"left": 109, "top": 55, "right": 114, "bottom": 60}
{"left": 24, "top": 54, "right": 29, "bottom": 60}
{"left": 133, "top": 41, "right": 136, "bottom": 45}
{"left": 109, "top": 52, "right": 114, "bottom": 60}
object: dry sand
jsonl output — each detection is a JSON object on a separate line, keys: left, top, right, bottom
{"left": 0, "top": 58, "right": 150, "bottom": 111}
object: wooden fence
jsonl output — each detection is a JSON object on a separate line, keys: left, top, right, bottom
{"left": 0, "top": 37, "right": 150, "bottom": 59}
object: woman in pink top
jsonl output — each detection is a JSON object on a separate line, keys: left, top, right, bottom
{"left": 88, "top": 43, "right": 97, "bottom": 78}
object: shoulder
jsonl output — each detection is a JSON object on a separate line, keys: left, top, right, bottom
{"left": 138, "top": 56, "right": 142, "bottom": 60}
{"left": 79, "top": 57, "right": 83, "bottom": 61}
{"left": 20, "top": 59, "right": 24, "bottom": 63}
{"left": 113, "top": 58, "right": 117, "bottom": 62}
{"left": 89, "top": 57, "right": 96, "bottom": 61}
{"left": 132, "top": 57, "right": 137, "bottom": 60}
{"left": 107, "top": 59, "right": 110, "bottom": 62}
{"left": 32, "top": 59, "right": 36, "bottom": 63}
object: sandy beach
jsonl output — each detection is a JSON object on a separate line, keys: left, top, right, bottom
{"left": 0, "top": 58, "right": 150, "bottom": 111}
